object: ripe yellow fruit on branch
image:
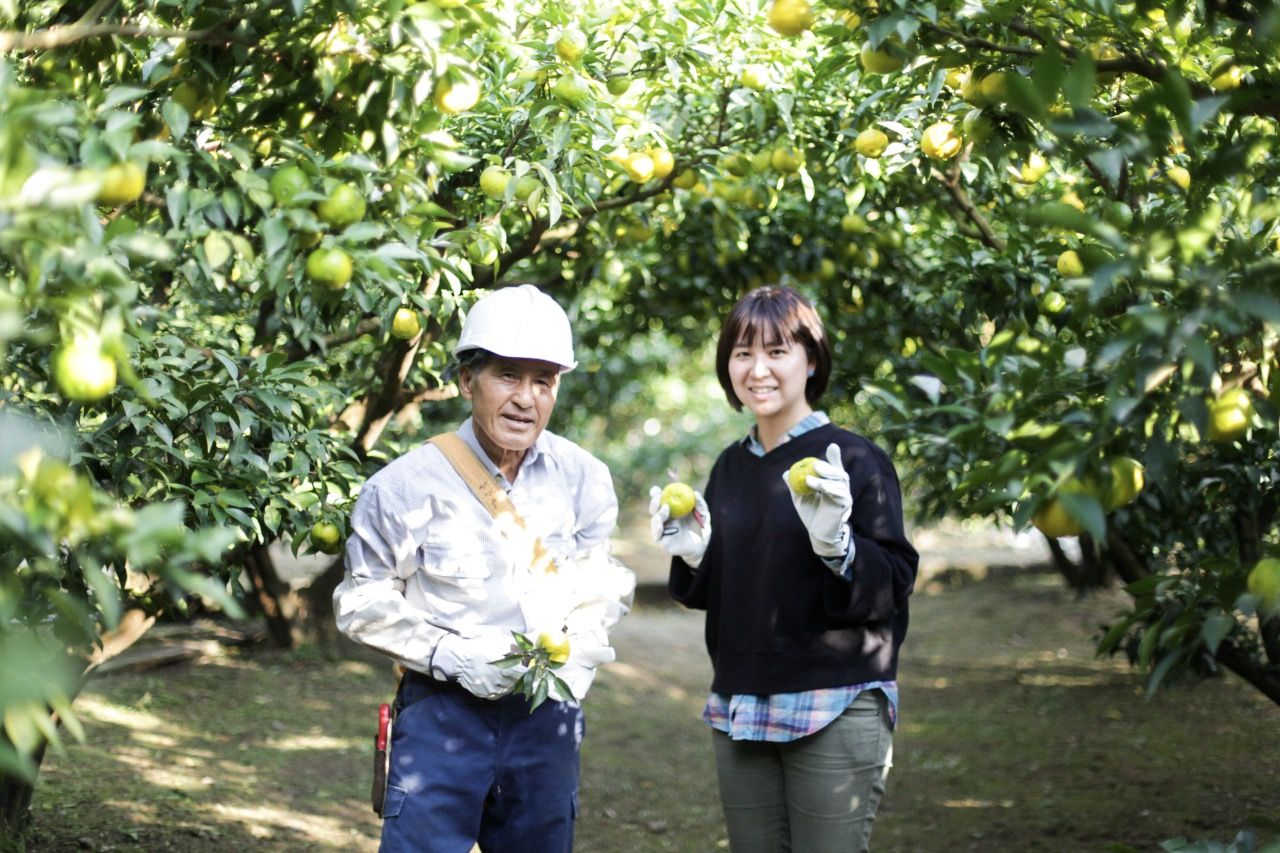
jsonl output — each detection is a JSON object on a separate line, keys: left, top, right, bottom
{"left": 1057, "top": 250, "right": 1085, "bottom": 277}
{"left": 1206, "top": 388, "right": 1253, "bottom": 442}
{"left": 391, "top": 307, "right": 421, "bottom": 340}
{"left": 1168, "top": 166, "right": 1191, "bottom": 191}
{"left": 660, "top": 482, "right": 696, "bottom": 518}
{"left": 96, "top": 162, "right": 146, "bottom": 206}
{"left": 649, "top": 148, "right": 675, "bottom": 179}
{"left": 622, "top": 151, "right": 655, "bottom": 183}
{"left": 771, "top": 146, "right": 804, "bottom": 173}
{"left": 1020, "top": 151, "right": 1050, "bottom": 183}
{"left": 860, "top": 43, "right": 904, "bottom": 75}
{"left": 855, "top": 128, "right": 889, "bottom": 158}
{"left": 316, "top": 183, "right": 366, "bottom": 228}
{"left": 1032, "top": 496, "right": 1083, "bottom": 538}
{"left": 1210, "top": 65, "right": 1244, "bottom": 91}
{"left": 555, "top": 27, "right": 587, "bottom": 63}
{"left": 787, "top": 457, "right": 820, "bottom": 495}
{"left": 1247, "top": 558, "right": 1280, "bottom": 611}
{"left": 1102, "top": 457, "right": 1144, "bottom": 510}
{"left": 920, "top": 122, "right": 962, "bottom": 160}
{"left": 480, "top": 165, "right": 512, "bottom": 200}
{"left": 767, "top": 0, "right": 814, "bottom": 36}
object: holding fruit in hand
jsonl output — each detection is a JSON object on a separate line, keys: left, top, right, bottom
{"left": 648, "top": 482, "right": 711, "bottom": 567}
{"left": 783, "top": 443, "right": 853, "bottom": 558}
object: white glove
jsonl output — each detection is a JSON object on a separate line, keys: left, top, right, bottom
{"left": 648, "top": 486, "right": 712, "bottom": 568}
{"left": 784, "top": 443, "right": 853, "bottom": 559}
{"left": 430, "top": 631, "right": 523, "bottom": 699}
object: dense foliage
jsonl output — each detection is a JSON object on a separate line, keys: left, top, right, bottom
{"left": 2, "top": 0, "right": 1278, "bottom": 833}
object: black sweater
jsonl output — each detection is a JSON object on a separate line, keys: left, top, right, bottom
{"left": 669, "top": 424, "right": 918, "bottom": 695}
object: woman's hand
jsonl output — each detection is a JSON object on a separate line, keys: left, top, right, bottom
{"left": 785, "top": 443, "right": 852, "bottom": 558}
{"left": 648, "top": 486, "right": 712, "bottom": 568}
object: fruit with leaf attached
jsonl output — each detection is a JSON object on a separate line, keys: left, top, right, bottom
{"left": 305, "top": 247, "right": 354, "bottom": 290}
{"left": 52, "top": 335, "right": 117, "bottom": 402}
{"left": 480, "top": 165, "right": 512, "bottom": 200}
{"left": 536, "top": 629, "right": 572, "bottom": 664}
{"left": 660, "top": 482, "right": 696, "bottom": 518}
{"left": 269, "top": 165, "right": 310, "bottom": 207}
{"left": 1032, "top": 496, "right": 1084, "bottom": 538}
{"left": 767, "top": 0, "right": 814, "bottom": 36}
{"left": 310, "top": 520, "right": 342, "bottom": 554}
{"left": 855, "top": 128, "right": 889, "bottom": 158}
{"left": 96, "top": 162, "right": 146, "bottom": 206}
{"left": 787, "top": 457, "right": 820, "bottom": 495}
{"left": 514, "top": 174, "right": 541, "bottom": 201}
{"left": 316, "top": 183, "right": 366, "bottom": 228}
{"left": 920, "top": 122, "right": 962, "bottom": 160}
{"left": 391, "top": 307, "right": 421, "bottom": 340}
{"left": 1207, "top": 388, "right": 1253, "bottom": 442}
{"left": 1101, "top": 457, "right": 1144, "bottom": 510}
{"left": 552, "top": 73, "right": 591, "bottom": 108}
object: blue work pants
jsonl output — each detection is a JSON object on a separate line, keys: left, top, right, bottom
{"left": 379, "top": 672, "right": 583, "bottom": 853}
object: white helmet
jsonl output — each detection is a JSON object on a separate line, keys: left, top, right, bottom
{"left": 453, "top": 285, "right": 576, "bottom": 371}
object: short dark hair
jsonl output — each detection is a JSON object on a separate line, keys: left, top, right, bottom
{"left": 715, "top": 286, "right": 832, "bottom": 412}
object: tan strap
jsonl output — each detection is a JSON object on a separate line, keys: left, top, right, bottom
{"left": 428, "top": 433, "right": 557, "bottom": 575}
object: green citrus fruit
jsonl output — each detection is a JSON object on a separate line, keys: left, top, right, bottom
{"left": 52, "top": 336, "right": 117, "bottom": 402}
{"left": 555, "top": 27, "right": 588, "bottom": 63}
{"left": 514, "top": 174, "right": 541, "bottom": 202}
{"left": 552, "top": 73, "right": 591, "bottom": 108}
{"left": 310, "top": 520, "right": 342, "bottom": 554}
{"left": 1102, "top": 457, "right": 1144, "bottom": 509}
{"left": 305, "top": 247, "right": 353, "bottom": 290}
{"left": 660, "top": 482, "right": 696, "bottom": 518}
{"left": 1207, "top": 388, "right": 1253, "bottom": 442}
{"left": 316, "top": 183, "right": 366, "bottom": 229}
{"left": 787, "top": 457, "right": 820, "bottom": 495}
{"left": 269, "top": 165, "right": 310, "bottom": 207}
{"left": 480, "top": 165, "right": 512, "bottom": 200}
{"left": 1032, "top": 496, "right": 1083, "bottom": 538}
{"left": 1247, "top": 557, "right": 1280, "bottom": 610}
{"left": 855, "top": 128, "right": 889, "bottom": 158}
{"left": 860, "top": 43, "right": 905, "bottom": 74}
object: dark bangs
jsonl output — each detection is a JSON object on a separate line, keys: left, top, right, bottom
{"left": 715, "top": 286, "right": 833, "bottom": 411}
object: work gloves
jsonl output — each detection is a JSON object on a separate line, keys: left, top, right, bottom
{"left": 431, "top": 630, "right": 523, "bottom": 699}
{"left": 785, "top": 442, "right": 854, "bottom": 560}
{"left": 648, "top": 486, "right": 712, "bottom": 568}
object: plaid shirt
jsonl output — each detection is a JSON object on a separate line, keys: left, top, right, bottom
{"left": 704, "top": 412, "right": 898, "bottom": 742}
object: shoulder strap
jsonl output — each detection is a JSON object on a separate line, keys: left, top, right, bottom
{"left": 428, "top": 433, "right": 557, "bottom": 575}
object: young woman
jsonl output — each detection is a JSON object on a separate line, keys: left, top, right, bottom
{"left": 650, "top": 285, "right": 918, "bottom": 852}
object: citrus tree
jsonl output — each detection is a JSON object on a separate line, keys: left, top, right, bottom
{"left": 3, "top": 0, "right": 1280, "bottom": 840}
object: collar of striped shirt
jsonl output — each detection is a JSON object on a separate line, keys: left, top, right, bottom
{"left": 741, "top": 411, "right": 830, "bottom": 458}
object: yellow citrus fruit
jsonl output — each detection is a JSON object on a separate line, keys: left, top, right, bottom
{"left": 310, "top": 520, "right": 342, "bottom": 554}
{"left": 316, "top": 183, "right": 366, "bottom": 228}
{"left": 1168, "top": 166, "right": 1191, "bottom": 191}
{"left": 860, "top": 43, "right": 905, "bottom": 74}
{"left": 52, "top": 336, "right": 117, "bottom": 402}
{"left": 96, "top": 162, "right": 146, "bottom": 206}
{"left": 1102, "top": 457, "right": 1144, "bottom": 510}
{"left": 1057, "top": 250, "right": 1085, "bottom": 277}
{"left": 1207, "top": 388, "right": 1253, "bottom": 442}
{"left": 660, "top": 482, "right": 697, "bottom": 518}
{"left": 649, "top": 149, "right": 675, "bottom": 180}
{"left": 622, "top": 151, "right": 655, "bottom": 183}
{"left": 771, "top": 146, "right": 804, "bottom": 173}
{"left": 1039, "top": 291, "right": 1068, "bottom": 314}
{"left": 840, "top": 212, "right": 867, "bottom": 234}
{"left": 1032, "top": 496, "right": 1084, "bottom": 538}
{"left": 269, "top": 165, "right": 310, "bottom": 207}
{"left": 391, "top": 307, "right": 421, "bottom": 340}
{"left": 305, "top": 246, "right": 354, "bottom": 290}
{"left": 1247, "top": 557, "right": 1280, "bottom": 611}
{"left": 672, "top": 169, "right": 697, "bottom": 189}
{"left": 1020, "top": 151, "right": 1050, "bottom": 183}
{"left": 787, "top": 457, "right": 820, "bottom": 495}
{"left": 767, "top": 0, "right": 814, "bottom": 36}
{"left": 555, "top": 27, "right": 587, "bottom": 63}
{"left": 978, "top": 71, "right": 1012, "bottom": 104}
{"left": 740, "top": 65, "right": 771, "bottom": 91}
{"left": 433, "top": 75, "right": 481, "bottom": 114}
{"left": 480, "top": 165, "right": 512, "bottom": 200}
{"left": 920, "top": 122, "right": 962, "bottom": 160}
{"left": 855, "top": 128, "right": 889, "bottom": 158}
{"left": 1210, "top": 65, "right": 1244, "bottom": 92}
{"left": 536, "top": 629, "right": 572, "bottom": 664}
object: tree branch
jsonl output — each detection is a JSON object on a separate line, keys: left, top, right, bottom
{"left": 933, "top": 168, "right": 1006, "bottom": 252}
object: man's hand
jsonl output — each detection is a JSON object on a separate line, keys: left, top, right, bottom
{"left": 648, "top": 485, "right": 711, "bottom": 568}
{"left": 784, "top": 442, "right": 853, "bottom": 559}
{"left": 431, "top": 631, "right": 524, "bottom": 699}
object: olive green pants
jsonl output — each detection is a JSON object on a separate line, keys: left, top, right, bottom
{"left": 710, "top": 690, "right": 894, "bottom": 853}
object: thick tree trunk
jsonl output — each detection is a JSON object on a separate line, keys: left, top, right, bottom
{"left": 1215, "top": 642, "right": 1280, "bottom": 706}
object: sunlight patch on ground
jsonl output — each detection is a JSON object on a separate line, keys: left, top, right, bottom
{"left": 209, "top": 801, "right": 363, "bottom": 845}
{"left": 1018, "top": 672, "right": 1111, "bottom": 687}
{"left": 599, "top": 661, "right": 690, "bottom": 702}
{"left": 268, "top": 733, "right": 361, "bottom": 752}
{"left": 942, "top": 798, "right": 1015, "bottom": 809}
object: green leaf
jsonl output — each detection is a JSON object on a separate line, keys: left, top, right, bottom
{"left": 1199, "top": 613, "right": 1234, "bottom": 654}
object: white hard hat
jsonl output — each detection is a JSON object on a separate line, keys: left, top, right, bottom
{"left": 453, "top": 285, "right": 576, "bottom": 371}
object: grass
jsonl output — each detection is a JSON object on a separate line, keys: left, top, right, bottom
{"left": 29, "top": 564, "right": 1280, "bottom": 852}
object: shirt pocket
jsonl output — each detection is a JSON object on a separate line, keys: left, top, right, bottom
{"left": 417, "top": 540, "right": 493, "bottom": 582}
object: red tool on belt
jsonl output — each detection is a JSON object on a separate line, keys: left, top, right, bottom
{"left": 371, "top": 703, "right": 393, "bottom": 816}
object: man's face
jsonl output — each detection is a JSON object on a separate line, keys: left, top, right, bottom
{"left": 460, "top": 355, "right": 561, "bottom": 459}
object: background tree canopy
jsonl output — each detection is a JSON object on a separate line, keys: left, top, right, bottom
{"left": 2, "top": 0, "right": 1279, "bottom": 836}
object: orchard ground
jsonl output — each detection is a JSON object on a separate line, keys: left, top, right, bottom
{"left": 32, "top": 515, "right": 1280, "bottom": 852}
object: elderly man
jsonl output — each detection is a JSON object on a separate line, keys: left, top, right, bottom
{"left": 334, "top": 285, "right": 634, "bottom": 852}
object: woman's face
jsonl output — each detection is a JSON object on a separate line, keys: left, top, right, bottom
{"left": 726, "top": 330, "right": 815, "bottom": 428}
